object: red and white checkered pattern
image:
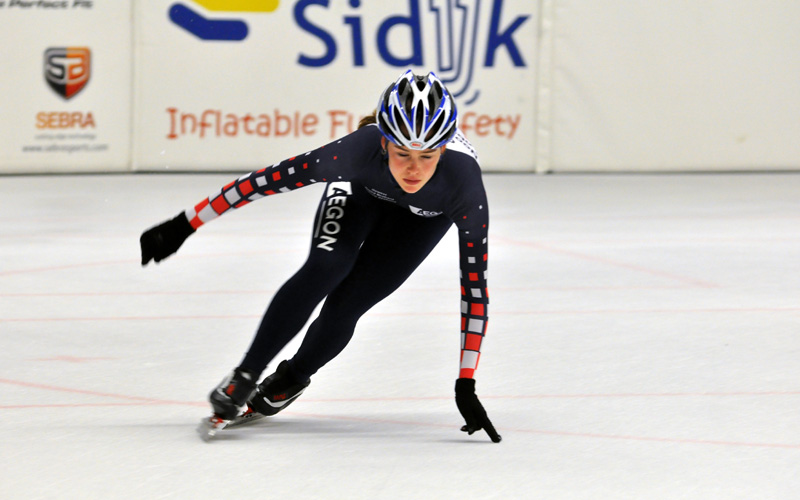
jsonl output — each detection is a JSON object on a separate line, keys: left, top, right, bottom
{"left": 458, "top": 226, "right": 489, "bottom": 379}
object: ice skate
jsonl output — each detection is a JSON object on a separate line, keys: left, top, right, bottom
{"left": 197, "top": 414, "right": 231, "bottom": 441}
{"left": 248, "top": 360, "right": 310, "bottom": 416}
{"left": 198, "top": 368, "right": 257, "bottom": 441}
{"left": 197, "top": 404, "right": 269, "bottom": 440}
{"left": 224, "top": 404, "right": 268, "bottom": 429}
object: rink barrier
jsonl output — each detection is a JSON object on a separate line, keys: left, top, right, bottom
{"left": 1, "top": 1, "right": 798, "bottom": 174}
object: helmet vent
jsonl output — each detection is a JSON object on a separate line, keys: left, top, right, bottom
{"left": 393, "top": 106, "right": 410, "bottom": 140}
{"left": 427, "top": 92, "right": 437, "bottom": 111}
{"left": 432, "top": 81, "right": 443, "bottom": 99}
{"left": 415, "top": 106, "right": 425, "bottom": 138}
{"left": 426, "top": 111, "right": 445, "bottom": 142}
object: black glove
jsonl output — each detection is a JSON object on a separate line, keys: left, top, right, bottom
{"left": 455, "top": 378, "right": 501, "bottom": 443}
{"left": 140, "top": 212, "right": 195, "bottom": 266}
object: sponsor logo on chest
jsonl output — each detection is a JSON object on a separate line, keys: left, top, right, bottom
{"left": 409, "top": 205, "right": 443, "bottom": 218}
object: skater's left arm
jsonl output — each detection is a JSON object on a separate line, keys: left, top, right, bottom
{"left": 454, "top": 189, "right": 489, "bottom": 381}
{"left": 450, "top": 165, "right": 501, "bottom": 443}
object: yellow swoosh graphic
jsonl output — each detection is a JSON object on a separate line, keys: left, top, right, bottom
{"left": 192, "top": 0, "right": 279, "bottom": 12}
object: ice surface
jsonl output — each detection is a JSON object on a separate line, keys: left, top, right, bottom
{"left": 1, "top": 173, "right": 799, "bottom": 499}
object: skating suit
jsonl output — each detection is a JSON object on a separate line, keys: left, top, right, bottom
{"left": 184, "top": 125, "right": 489, "bottom": 380}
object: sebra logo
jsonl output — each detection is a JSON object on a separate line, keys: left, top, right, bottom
{"left": 169, "top": 0, "right": 530, "bottom": 105}
{"left": 44, "top": 47, "right": 91, "bottom": 100}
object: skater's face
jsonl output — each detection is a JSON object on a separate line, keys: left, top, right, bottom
{"left": 383, "top": 137, "right": 444, "bottom": 194}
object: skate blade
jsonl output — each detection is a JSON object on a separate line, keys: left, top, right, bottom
{"left": 225, "top": 406, "right": 267, "bottom": 429}
{"left": 197, "top": 414, "right": 230, "bottom": 442}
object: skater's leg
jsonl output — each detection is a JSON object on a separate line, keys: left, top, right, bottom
{"left": 287, "top": 208, "right": 453, "bottom": 380}
{"left": 238, "top": 182, "right": 382, "bottom": 375}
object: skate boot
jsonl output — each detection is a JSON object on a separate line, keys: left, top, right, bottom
{"left": 208, "top": 367, "right": 258, "bottom": 420}
{"left": 248, "top": 360, "right": 310, "bottom": 416}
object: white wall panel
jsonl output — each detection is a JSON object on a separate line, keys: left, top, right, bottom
{"left": 0, "top": 1, "right": 132, "bottom": 173}
{"left": 547, "top": 1, "right": 800, "bottom": 171}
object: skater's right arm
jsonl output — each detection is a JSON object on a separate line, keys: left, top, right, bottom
{"left": 183, "top": 126, "right": 380, "bottom": 231}
{"left": 139, "top": 126, "right": 380, "bottom": 266}
{"left": 140, "top": 212, "right": 195, "bottom": 266}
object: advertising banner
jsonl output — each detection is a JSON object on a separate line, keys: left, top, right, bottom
{"left": 0, "top": 0, "right": 132, "bottom": 173}
{"left": 133, "top": 0, "right": 538, "bottom": 172}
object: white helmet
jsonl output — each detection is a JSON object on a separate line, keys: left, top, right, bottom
{"left": 376, "top": 70, "right": 458, "bottom": 150}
